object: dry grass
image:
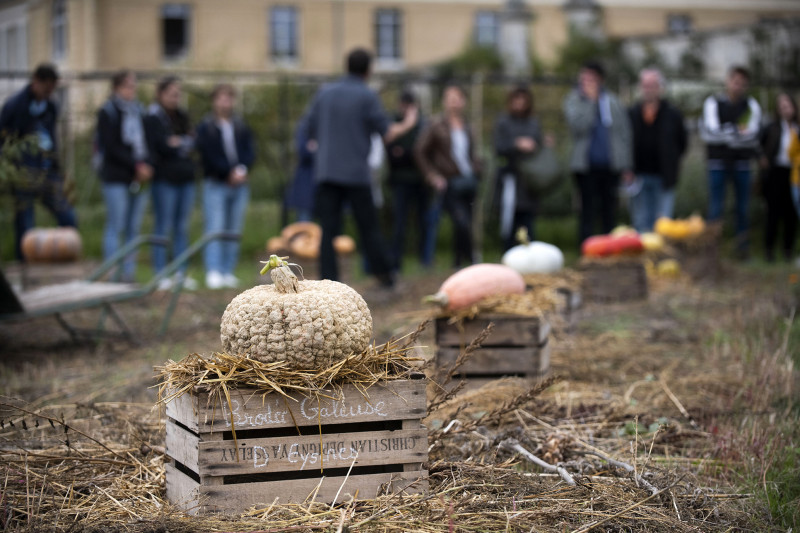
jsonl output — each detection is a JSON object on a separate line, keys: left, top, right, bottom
{"left": 0, "top": 265, "right": 796, "bottom": 532}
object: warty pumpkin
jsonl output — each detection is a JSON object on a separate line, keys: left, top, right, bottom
{"left": 220, "top": 255, "right": 373, "bottom": 368}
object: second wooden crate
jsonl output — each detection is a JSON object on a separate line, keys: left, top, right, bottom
{"left": 578, "top": 260, "right": 648, "bottom": 302}
{"left": 434, "top": 314, "right": 551, "bottom": 386}
{"left": 165, "top": 377, "right": 428, "bottom": 514}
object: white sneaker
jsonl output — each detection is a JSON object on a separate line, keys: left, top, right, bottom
{"left": 223, "top": 273, "right": 240, "bottom": 288}
{"left": 180, "top": 276, "right": 199, "bottom": 291}
{"left": 206, "top": 271, "right": 226, "bottom": 289}
{"left": 156, "top": 277, "right": 174, "bottom": 291}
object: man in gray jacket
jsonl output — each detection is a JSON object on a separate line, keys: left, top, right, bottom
{"left": 563, "top": 61, "right": 633, "bottom": 244}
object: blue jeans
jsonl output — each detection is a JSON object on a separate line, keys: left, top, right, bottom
{"left": 630, "top": 174, "right": 664, "bottom": 233}
{"left": 203, "top": 179, "right": 249, "bottom": 275}
{"left": 708, "top": 165, "right": 751, "bottom": 250}
{"left": 659, "top": 188, "right": 676, "bottom": 219}
{"left": 423, "top": 193, "right": 443, "bottom": 267}
{"left": 102, "top": 182, "right": 149, "bottom": 281}
{"left": 151, "top": 180, "right": 196, "bottom": 274}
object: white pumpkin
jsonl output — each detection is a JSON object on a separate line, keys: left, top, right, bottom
{"left": 502, "top": 241, "right": 564, "bottom": 274}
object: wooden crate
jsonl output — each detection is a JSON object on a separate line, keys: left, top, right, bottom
{"left": 434, "top": 314, "right": 551, "bottom": 386}
{"left": 165, "top": 377, "right": 428, "bottom": 514}
{"left": 555, "top": 287, "right": 582, "bottom": 330}
{"left": 578, "top": 260, "right": 648, "bottom": 303}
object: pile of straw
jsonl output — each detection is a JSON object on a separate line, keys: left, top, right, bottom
{"left": 155, "top": 322, "right": 427, "bottom": 411}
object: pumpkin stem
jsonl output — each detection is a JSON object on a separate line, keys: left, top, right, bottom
{"left": 423, "top": 292, "right": 449, "bottom": 307}
{"left": 516, "top": 226, "right": 531, "bottom": 245}
{"left": 260, "top": 254, "right": 299, "bottom": 293}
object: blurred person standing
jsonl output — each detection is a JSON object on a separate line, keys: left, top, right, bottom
{"left": 305, "top": 48, "right": 417, "bottom": 285}
{"left": 386, "top": 89, "right": 427, "bottom": 269}
{"left": 699, "top": 65, "right": 762, "bottom": 259}
{"left": 195, "top": 84, "right": 255, "bottom": 289}
{"left": 415, "top": 84, "right": 481, "bottom": 268}
{"left": 145, "top": 76, "right": 197, "bottom": 289}
{"left": 493, "top": 85, "right": 543, "bottom": 251}
{"left": 563, "top": 61, "right": 633, "bottom": 244}
{"left": 285, "top": 114, "right": 316, "bottom": 222}
{"left": 758, "top": 92, "right": 798, "bottom": 262}
{"left": 96, "top": 70, "right": 152, "bottom": 282}
{"left": 627, "top": 68, "right": 688, "bottom": 232}
{"left": 0, "top": 64, "right": 76, "bottom": 261}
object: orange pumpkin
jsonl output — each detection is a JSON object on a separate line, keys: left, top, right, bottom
{"left": 266, "top": 236, "right": 288, "bottom": 254}
{"left": 21, "top": 227, "right": 82, "bottom": 263}
{"left": 287, "top": 232, "right": 319, "bottom": 259}
{"left": 333, "top": 235, "right": 356, "bottom": 255}
{"left": 426, "top": 263, "right": 526, "bottom": 311}
{"left": 582, "top": 235, "right": 614, "bottom": 257}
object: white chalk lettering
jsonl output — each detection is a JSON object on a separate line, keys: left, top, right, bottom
{"left": 299, "top": 397, "right": 388, "bottom": 421}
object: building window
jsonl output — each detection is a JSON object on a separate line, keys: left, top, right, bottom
{"left": 474, "top": 11, "right": 499, "bottom": 48}
{"left": 375, "top": 9, "right": 402, "bottom": 60}
{"left": 667, "top": 14, "right": 692, "bottom": 35}
{"left": 270, "top": 6, "right": 298, "bottom": 61}
{"left": 162, "top": 4, "right": 191, "bottom": 59}
{"left": 52, "top": 0, "right": 67, "bottom": 60}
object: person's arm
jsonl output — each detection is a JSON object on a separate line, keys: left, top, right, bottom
{"left": 98, "top": 106, "right": 136, "bottom": 170}
{"left": 563, "top": 90, "right": 596, "bottom": 137}
{"left": 413, "top": 122, "right": 445, "bottom": 191}
{"left": 675, "top": 108, "right": 688, "bottom": 158}
{"left": 699, "top": 95, "right": 733, "bottom": 144}
{"left": 382, "top": 101, "right": 418, "bottom": 144}
{"left": 144, "top": 114, "right": 178, "bottom": 161}
{"left": 238, "top": 121, "right": 256, "bottom": 170}
{"left": 493, "top": 117, "right": 516, "bottom": 157}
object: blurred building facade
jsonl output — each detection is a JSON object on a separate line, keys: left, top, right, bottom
{"left": 1, "top": 0, "right": 798, "bottom": 77}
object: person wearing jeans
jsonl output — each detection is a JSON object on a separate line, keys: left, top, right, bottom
{"left": 195, "top": 84, "right": 255, "bottom": 289}
{"left": 0, "top": 64, "right": 77, "bottom": 260}
{"left": 96, "top": 70, "right": 153, "bottom": 282}
{"left": 415, "top": 84, "right": 481, "bottom": 268}
{"left": 700, "top": 65, "right": 762, "bottom": 259}
{"left": 628, "top": 68, "right": 688, "bottom": 232}
{"left": 101, "top": 183, "right": 148, "bottom": 279}
{"left": 145, "top": 76, "right": 197, "bottom": 289}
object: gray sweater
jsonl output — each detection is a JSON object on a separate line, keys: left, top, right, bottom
{"left": 563, "top": 88, "right": 632, "bottom": 174}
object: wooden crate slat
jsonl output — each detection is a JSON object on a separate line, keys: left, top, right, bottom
{"left": 435, "top": 315, "right": 550, "bottom": 348}
{"left": 165, "top": 461, "right": 427, "bottom": 515}
{"left": 165, "top": 463, "right": 200, "bottom": 514}
{"left": 200, "top": 470, "right": 427, "bottom": 514}
{"left": 167, "top": 379, "right": 426, "bottom": 433}
{"left": 166, "top": 419, "right": 199, "bottom": 471}
{"left": 196, "top": 428, "right": 428, "bottom": 476}
{"left": 165, "top": 388, "right": 199, "bottom": 433}
{"left": 436, "top": 344, "right": 548, "bottom": 375}
{"left": 580, "top": 261, "right": 648, "bottom": 302}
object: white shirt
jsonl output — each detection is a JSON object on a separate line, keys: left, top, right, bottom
{"left": 450, "top": 127, "right": 473, "bottom": 177}
{"left": 218, "top": 118, "right": 238, "bottom": 166}
{"left": 776, "top": 120, "right": 792, "bottom": 168}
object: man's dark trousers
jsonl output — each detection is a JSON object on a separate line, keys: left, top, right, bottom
{"left": 315, "top": 182, "right": 393, "bottom": 283}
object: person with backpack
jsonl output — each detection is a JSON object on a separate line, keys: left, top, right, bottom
{"left": 195, "top": 84, "right": 255, "bottom": 289}
{"left": 145, "top": 76, "right": 197, "bottom": 289}
{"left": 0, "top": 64, "right": 76, "bottom": 261}
{"left": 96, "top": 70, "right": 153, "bottom": 282}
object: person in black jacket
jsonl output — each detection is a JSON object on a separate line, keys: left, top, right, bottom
{"left": 97, "top": 70, "right": 153, "bottom": 282}
{"left": 145, "top": 76, "right": 197, "bottom": 289}
{"left": 759, "top": 92, "right": 799, "bottom": 262}
{"left": 385, "top": 90, "right": 425, "bottom": 269}
{"left": 493, "top": 85, "right": 544, "bottom": 250}
{"left": 627, "top": 68, "right": 688, "bottom": 232}
{"left": 0, "top": 64, "right": 76, "bottom": 260}
{"left": 195, "top": 84, "right": 255, "bottom": 289}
